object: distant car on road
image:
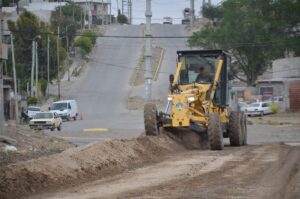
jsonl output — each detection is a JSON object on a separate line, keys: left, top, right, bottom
{"left": 50, "top": 100, "right": 79, "bottom": 120}
{"left": 245, "top": 102, "right": 273, "bottom": 116}
{"left": 29, "top": 112, "right": 62, "bottom": 131}
{"left": 27, "top": 106, "right": 41, "bottom": 119}
{"left": 163, "top": 17, "right": 173, "bottom": 24}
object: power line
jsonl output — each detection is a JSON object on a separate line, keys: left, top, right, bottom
{"left": 88, "top": 57, "right": 300, "bottom": 77}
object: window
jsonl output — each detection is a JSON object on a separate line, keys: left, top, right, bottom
{"left": 52, "top": 103, "right": 67, "bottom": 110}
{"left": 262, "top": 103, "right": 269, "bottom": 107}
{"left": 179, "top": 55, "right": 215, "bottom": 85}
{"left": 260, "top": 87, "right": 273, "bottom": 95}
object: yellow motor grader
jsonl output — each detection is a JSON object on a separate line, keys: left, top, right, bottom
{"left": 144, "top": 50, "right": 247, "bottom": 150}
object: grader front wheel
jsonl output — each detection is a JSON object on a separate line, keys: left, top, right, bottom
{"left": 144, "top": 103, "right": 160, "bottom": 136}
{"left": 208, "top": 113, "right": 224, "bottom": 150}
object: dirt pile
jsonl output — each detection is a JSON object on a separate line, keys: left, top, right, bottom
{"left": 0, "top": 130, "right": 205, "bottom": 199}
{"left": 0, "top": 124, "right": 74, "bottom": 166}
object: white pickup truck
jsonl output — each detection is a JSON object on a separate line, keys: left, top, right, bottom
{"left": 29, "top": 112, "right": 62, "bottom": 131}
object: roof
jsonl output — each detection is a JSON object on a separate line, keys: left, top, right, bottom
{"left": 53, "top": 100, "right": 76, "bottom": 103}
{"left": 257, "top": 78, "right": 300, "bottom": 83}
{"left": 70, "top": 0, "right": 109, "bottom": 4}
{"left": 24, "top": 2, "right": 67, "bottom": 11}
{"left": 177, "top": 49, "right": 230, "bottom": 57}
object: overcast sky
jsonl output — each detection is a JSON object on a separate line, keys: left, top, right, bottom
{"left": 111, "top": 0, "right": 221, "bottom": 24}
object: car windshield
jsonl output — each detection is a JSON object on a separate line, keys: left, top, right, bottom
{"left": 52, "top": 103, "right": 67, "bottom": 110}
{"left": 178, "top": 55, "right": 216, "bottom": 85}
{"left": 248, "top": 103, "right": 260, "bottom": 108}
{"left": 34, "top": 113, "right": 53, "bottom": 119}
{"left": 28, "top": 107, "right": 40, "bottom": 111}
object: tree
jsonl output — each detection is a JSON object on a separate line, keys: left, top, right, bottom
{"left": 7, "top": 11, "right": 66, "bottom": 92}
{"left": 117, "top": 9, "right": 128, "bottom": 24}
{"left": 50, "top": 3, "right": 84, "bottom": 48}
{"left": 202, "top": 4, "right": 223, "bottom": 25}
{"left": 189, "top": 0, "right": 300, "bottom": 86}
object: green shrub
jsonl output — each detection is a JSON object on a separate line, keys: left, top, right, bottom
{"left": 74, "top": 36, "right": 93, "bottom": 56}
{"left": 269, "top": 103, "right": 279, "bottom": 113}
{"left": 27, "top": 96, "right": 38, "bottom": 105}
{"left": 117, "top": 14, "right": 128, "bottom": 24}
{"left": 82, "top": 29, "right": 97, "bottom": 45}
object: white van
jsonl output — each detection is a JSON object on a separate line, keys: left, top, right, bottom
{"left": 50, "top": 100, "right": 78, "bottom": 120}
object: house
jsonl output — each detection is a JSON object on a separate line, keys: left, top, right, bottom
{"left": 70, "top": 0, "right": 113, "bottom": 25}
{"left": 257, "top": 57, "right": 300, "bottom": 112}
{"left": 2, "top": 76, "right": 15, "bottom": 120}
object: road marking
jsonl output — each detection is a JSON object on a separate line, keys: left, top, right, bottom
{"left": 83, "top": 128, "right": 108, "bottom": 132}
{"left": 60, "top": 136, "right": 107, "bottom": 140}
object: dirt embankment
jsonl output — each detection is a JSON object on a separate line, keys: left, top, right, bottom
{"left": 1, "top": 127, "right": 300, "bottom": 199}
{"left": 0, "top": 125, "right": 74, "bottom": 167}
{"left": 0, "top": 129, "right": 204, "bottom": 199}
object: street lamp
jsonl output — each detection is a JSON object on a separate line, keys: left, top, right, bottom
{"left": 65, "top": 24, "right": 74, "bottom": 82}
{"left": 31, "top": 35, "right": 41, "bottom": 97}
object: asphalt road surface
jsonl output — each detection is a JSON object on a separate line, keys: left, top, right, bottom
{"left": 48, "top": 24, "right": 189, "bottom": 145}
{"left": 50, "top": 25, "right": 145, "bottom": 144}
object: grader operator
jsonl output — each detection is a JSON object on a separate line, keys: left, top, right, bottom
{"left": 144, "top": 50, "right": 247, "bottom": 150}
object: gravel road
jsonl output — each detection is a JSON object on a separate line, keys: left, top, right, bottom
{"left": 1, "top": 124, "right": 299, "bottom": 199}
{"left": 37, "top": 144, "right": 300, "bottom": 199}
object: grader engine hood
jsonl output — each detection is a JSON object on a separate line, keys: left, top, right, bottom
{"left": 170, "top": 95, "right": 190, "bottom": 127}
{"left": 168, "top": 85, "right": 210, "bottom": 127}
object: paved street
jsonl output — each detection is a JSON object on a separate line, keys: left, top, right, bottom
{"left": 46, "top": 24, "right": 190, "bottom": 145}
{"left": 48, "top": 25, "right": 145, "bottom": 145}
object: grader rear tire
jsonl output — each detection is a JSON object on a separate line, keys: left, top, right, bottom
{"left": 144, "top": 103, "right": 159, "bottom": 136}
{"left": 208, "top": 113, "right": 224, "bottom": 150}
{"left": 228, "top": 111, "right": 243, "bottom": 146}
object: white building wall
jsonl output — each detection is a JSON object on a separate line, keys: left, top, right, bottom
{"left": 272, "top": 57, "right": 300, "bottom": 79}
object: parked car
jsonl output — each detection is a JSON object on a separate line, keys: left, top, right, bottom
{"left": 27, "top": 106, "right": 41, "bottom": 119}
{"left": 50, "top": 100, "right": 78, "bottom": 120}
{"left": 245, "top": 102, "right": 273, "bottom": 116}
{"left": 272, "top": 96, "right": 283, "bottom": 103}
{"left": 29, "top": 112, "right": 62, "bottom": 131}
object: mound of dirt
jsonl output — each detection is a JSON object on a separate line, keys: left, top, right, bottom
{"left": 0, "top": 124, "right": 74, "bottom": 166}
{"left": 0, "top": 130, "right": 206, "bottom": 199}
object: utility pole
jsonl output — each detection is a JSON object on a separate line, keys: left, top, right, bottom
{"left": 31, "top": 40, "right": 35, "bottom": 96}
{"left": 66, "top": 26, "right": 70, "bottom": 81}
{"left": 47, "top": 36, "right": 50, "bottom": 96}
{"left": 190, "top": 0, "right": 195, "bottom": 25}
{"left": 10, "top": 34, "right": 18, "bottom": 124}
{"left": 122, "top": 0, "right": 131, "bottom": 24}
{"left": 0, "top": 5, "right": 4, "bottom": 134}
{"left": 145, "top": 0, "right": 152, "bottom": 101}
{"left": 57, "top": 27, "right": 60, "bottom": 100}
{"left": 35, "top": 41, "right": 38, "bottom": 98}
{"left": 101, "top": 0, "right": 104, "bottom": 25}
{"left": 109, "top": 0, "right": 112, "bottom": 24}
{"left": 129, "top": 0, "right": 132, "bottom": 24}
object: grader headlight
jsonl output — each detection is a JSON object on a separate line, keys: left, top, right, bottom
{"left": 187, "top": 97, "right": 195, "bottom": 102}
{"left": 167, "top": 97, "right": 173, "bottom": 101}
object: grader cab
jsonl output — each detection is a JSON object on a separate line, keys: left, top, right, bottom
{"left": 144, "top": 50, "right": 247, "bottom": 150}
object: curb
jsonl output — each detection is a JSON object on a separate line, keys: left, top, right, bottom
{"left": 153, "top": 48, "right": 165, "bottom": 81}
